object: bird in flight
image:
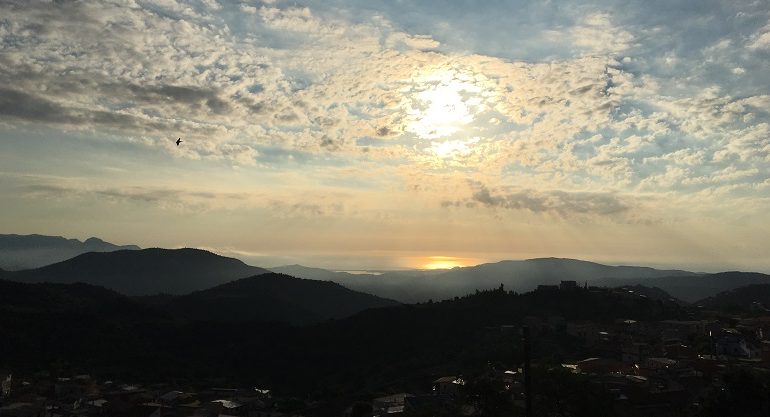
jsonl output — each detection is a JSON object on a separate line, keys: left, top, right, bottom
{"left": 176, "top": 138, "right": 182, "bottom": 146}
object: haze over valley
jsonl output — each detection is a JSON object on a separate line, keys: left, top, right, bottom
{"left": 3, "top": 234, "right": 769, "bottom": 306}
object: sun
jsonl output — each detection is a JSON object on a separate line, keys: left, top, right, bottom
{"left": 431, "top": 137, "right": 480, "bottom": 158}
{"left": 405, "top": 70, "right": 485, "bottom": 141}
{"left": 421, "top": 256, "right": 472, "bottom": 270}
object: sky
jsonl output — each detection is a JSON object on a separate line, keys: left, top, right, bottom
{"left": 1, "top": 0, "right": 769, "bottom": 272}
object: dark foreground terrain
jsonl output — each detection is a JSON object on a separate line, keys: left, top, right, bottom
{"left": 4, "top": 275, "right": 770, "bottom": 417}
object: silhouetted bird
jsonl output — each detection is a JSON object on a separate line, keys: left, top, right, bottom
{"left": 176, "top": 138, "right": 182, "bottom": 146}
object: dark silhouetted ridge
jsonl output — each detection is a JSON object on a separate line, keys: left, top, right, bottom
{"left": 0, "top": 233, "right": 140, "bottom": 270}
{"left": 695, "top": 283, "right": 770, "bottom": 312}
{"left": 276, "top": 258, "right": 697, "bottom": 303}
{"left": 165, "top": 272, "right": 400, "bottom": 325}
{"left": 1, "top": 282, "right": 684, "bottom": 392}
{"left": 594, "top": 271, "right": 770, "bottom": 302}
{"left": 0, "top": 278, "right": 155, "bottom": 318}
{"left": 5, "top": 247, "right": 270, "bottom": 296}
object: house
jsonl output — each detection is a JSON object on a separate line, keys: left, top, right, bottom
{"left": 575, "top": 357, "right": 623, "bottom": 374}
{"left": 663, "top": 339, "right": 696, "bottom": 359}
{"left": 432, "top": 376, "right": 465, "bottom": 396}
{"left": 0, "top": 402, "right": 42, "bottom": 417}
{"left": 715, "top": 332, "right": 757, "bottom": 358}
{"left": 547, "top": 316, "right": 567, "bottom": 332}
{"left": 372, "top": 393, "right": 413, "bottom": 416}
{"left": 761, "top": 340, "right": 770, "bottom": 363}
{"left": 1, "top": 373, "right": 11, "bottom": 398}
{"left": 208, "top": 399, "right": 248, "bottom": 416}
{"left": 621, "top": 342, "right": 651, "bottom": 363}
{"left": 566, "top": 321, "right": 595, "bottom": 339}
{"left": 522, "top": 316, "right": 548, "bottom": 333}
{"left": 660, "top": 320, "right": 707, "bottom": 339}
{"left": 159, "top": 390, "right": 183, "bottom": 402}
{"left": 559, "top": 280, "right": 578, "bottom": 290}
{"left": 404, "top": 394, "right": 454, "bottom": 415}
{"left": 643, "top": 357, "right": 678, "bottom": 370}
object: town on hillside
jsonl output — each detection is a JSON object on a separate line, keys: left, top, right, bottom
{"left": 2, "top": 283, "right": 770, "bottom": 417}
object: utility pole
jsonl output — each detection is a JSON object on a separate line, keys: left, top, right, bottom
{"left": 522, "top": 326, "right": 532, "bottom": 417}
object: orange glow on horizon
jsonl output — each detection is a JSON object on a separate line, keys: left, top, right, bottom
{"left": 419, "top": 256, "right": 478, "bottom": 270}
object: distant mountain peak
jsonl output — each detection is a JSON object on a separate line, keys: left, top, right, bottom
{"left": 4, "top": 247, "right": 270, "bottom": 295}
{"left": 0, "top": 233, "right": 141, "bottom": 271}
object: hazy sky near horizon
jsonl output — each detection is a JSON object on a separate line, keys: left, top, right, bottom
{"left": 1, "top": 0, "right": 769, "bottom": 271}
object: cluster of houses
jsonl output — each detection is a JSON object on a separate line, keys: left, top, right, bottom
{"left": 370, "top": 377, "right": 465, "bottom": 417}
{"left": 0, "top": 375, "right": 279, "bottom": 417}
{"left": 368, "top": 285, "right": 770, "bottom": 416}
{"left": 565, "top": 314, "right": 770, "bottom": 414}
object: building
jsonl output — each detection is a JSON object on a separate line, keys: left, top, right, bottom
{"left": 715, "top": 332, "right": 756, "bottom": 358}
{"left": 432, "top": 376, "right": 465, "bottom": 396}
{"left": 372, "top": 393, "right": 412, "bottom": 416}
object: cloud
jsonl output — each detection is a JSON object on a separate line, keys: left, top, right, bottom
{"left": 268, "top": 201, "right": 345, "bottom": 218}
{"left": 747, "top": 22, "right": 770, "bottom": 50}
{"left": 5, "top": 170, "right": 356, "bottom": 219}
{"left": 2, "top": 0, "right": 770, "bottom": 236}
{"left": 14, "top": 177, "right": 252, "bottom": 213}
{"left": 442, "top": 182, "right": 644, "bottom": 222}
{"left": 0, "top": 88, "right": 75, "bottom": 123}
{"left": 544, "top": 12, "right": 635, "bottom": 55}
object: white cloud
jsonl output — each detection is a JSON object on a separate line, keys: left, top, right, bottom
{"left": 1, "top": 0, "right": 770, "bottom": 268}
{"left": 543, "top": 12, "right": 634, "bottom": 55}
{"left": 747, "top": 22, "right": 770, "bottom": 50}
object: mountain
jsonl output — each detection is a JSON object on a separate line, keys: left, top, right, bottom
{"left": 274, "top": 258, "right": 696, "bottom": 303}
{"left": 270, "top": 265, "right": 442, "bottom": 303}
{"left": 0, "top": 278, "right": 165, "bottom": 369}
{"left": 1, "top": 284, "right": 687, "bottom": 399}
{"left": 613, "top": 284, "right": 684, "bottom": 304}
{"left": 163, "top": 273, "right": 400, "bottom": 325}
{"left": 0, "top": 278, "right": 155, "bottom": 317}
{"left": 3, "top": 250, "right": 397, "bottom": 324}
{"left": 3, "top": 248, "right": 270, "bottom": 296}
{"left": 270, "top": 264, "right": 363, "bottom": 281}
{"left": 593, "top": 271, "right": 770, "bottom": 302}
{"left": 421, "top": 258, "right": 695, "bottom": 299}
{"left": 0, "top": 234, "right": 140, "bottom": 270}
{"left": 694, "top": 284, "right": 770, "bottom": 312}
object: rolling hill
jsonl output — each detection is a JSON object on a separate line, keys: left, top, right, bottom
{"left": 593, "top": 271, "right": 770, "bottom": 302}
{"left": 273, "top": 258, "right": 696, "bottom": 303}
{"left": 0, "top": 234, "right": 140, "bottom": 270}
{"left": 0, "top": 278, "right": 157, "bottom": 318}
{"left": 163, "top": 273, "right": 400, "bottom": 325}
{"left": 0, "top": 282, "right": 686, "bottom": 396}
{"left": 0, "top": 278, "right": 165, "bottom": 368}
{"left": 4, "top": 247, "right": 270, "bottom": 295}
{"left": 694, "top": 283, "right": 770, "bottom": 312}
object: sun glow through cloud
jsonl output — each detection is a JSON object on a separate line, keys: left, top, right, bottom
{"left": 2, "top": 1, "right": 770, "bottom": 273}
{"left": 405, "top": 70, "right": 488, "bottom": 141}
{"left": 420, "top": 256, "right": 476, "bottom": 270}
{"left": 431, "top": 137, "right": 481, "bottom": 158}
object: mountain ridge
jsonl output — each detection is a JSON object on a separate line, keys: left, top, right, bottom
{"left": 163, "top": 272, "right": 400, "bottom": 325}
{"left": 4, "top": 247, "right": 270, "bottom": 296}
{"left": 0, "top": 233, "right": 140, "bottom": 270}
{"left": 694, "top": 283, "right": 770, "bottom": 312}
{"left": 273, "top": 258, "right": 698, "bottom": 303}
{"left": 593, "top": 271, "right": 770, "bottom": 302}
